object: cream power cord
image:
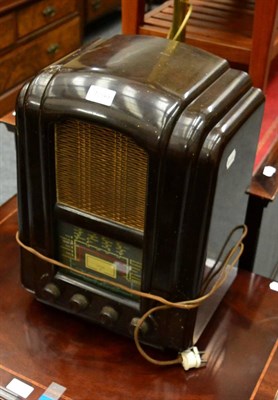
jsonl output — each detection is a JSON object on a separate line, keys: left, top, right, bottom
{"left": 16, "top": 224, "right": 247, "bottom": 370}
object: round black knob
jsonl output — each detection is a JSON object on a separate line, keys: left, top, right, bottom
{"left": 100, "top": 306, "right": 118, "bottom": 327}
{"left": 42, "top": 282, "right": 60, "bottom": 302}
{"left": 69, "top": 293, "right": 89, "bottom": 313}
{"left": 129, "top": 317, "right": 149, "bottom": 336}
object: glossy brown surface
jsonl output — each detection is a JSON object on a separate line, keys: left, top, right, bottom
{"left": 0, "top": 198, "right": 277, "bottom": 399}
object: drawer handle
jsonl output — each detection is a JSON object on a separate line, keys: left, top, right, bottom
{"left": 47, "top": 43, "right": 60, "bottom": 55}
{"left": 91, "top": 0, "right": 101, "bottom": 10}
{"left": 43, "top": 5, "right": 56, "bottom": 17}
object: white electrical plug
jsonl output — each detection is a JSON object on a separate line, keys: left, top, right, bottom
{"left": 180, "top": 346, "right": 206, "bottom": 371}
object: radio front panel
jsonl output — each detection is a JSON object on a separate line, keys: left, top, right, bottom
{"left": 57, "top": 221, "right": 142, "bottom": 298}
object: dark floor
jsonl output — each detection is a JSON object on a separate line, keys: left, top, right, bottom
{"left": 84, "top": 9, "right": 122, "bottom": 43}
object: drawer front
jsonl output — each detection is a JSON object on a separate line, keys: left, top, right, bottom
{"left": 0, "top": 13, "right": 16, "bottom": 51}
{"left": 18, "top": 0, "right": 78, "bottom": 38}
{"left": 0, "top": 16, "right": 81, "bottom": 94}
{"left": 86, "top": 0, "right": 120, "bottom": 23}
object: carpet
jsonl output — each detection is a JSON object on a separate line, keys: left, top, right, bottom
{"left": 0, "top": 123, "right": 16, "bottom": 206}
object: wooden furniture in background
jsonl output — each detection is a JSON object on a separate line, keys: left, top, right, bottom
{"left": 0, "top": 0, "right": 83, "bottom": 118}
{"left": 0, "top": 111, "right": 15, "bottom": 126}
{"left": 121, "top": 0, "right": 278, "bottom": 91}
{"left": 84, "top": 0, "right": 120, "bottom": 25}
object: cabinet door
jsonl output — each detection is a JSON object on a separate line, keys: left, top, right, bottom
{"left": 0, "top": 13, "right": 16, "bottom": 51}
{"left": 17, "top": 0, "right": 78, "bottom": 37}
{"left": 0, "top": 17, "right": 81, "bottom": 94}
{"left": 86, "top": 0, "right": 120, "bottom": 24}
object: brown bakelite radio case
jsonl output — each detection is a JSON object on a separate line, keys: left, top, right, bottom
{"left": 16, "top": 35, "right": 264, "bottom": 351}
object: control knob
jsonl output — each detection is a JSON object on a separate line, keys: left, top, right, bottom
{"left": 42, "top": 282, "right": 60, "bottom": 302}
{"left": 100, "top": 306, "right": 119, "bottom": 327}
{"left": 129, "top": 317, "right": 149, "bottom": 336}
{"left": 69, "top": 293, "right": 89, "bottom": 313}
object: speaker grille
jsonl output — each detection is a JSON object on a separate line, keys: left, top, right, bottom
{"left": 55, "top": 119, "right": 148, "bottom": 231}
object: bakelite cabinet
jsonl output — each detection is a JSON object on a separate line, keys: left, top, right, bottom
{"left": 0, "top": 0, "right": 83, "bottom": 117}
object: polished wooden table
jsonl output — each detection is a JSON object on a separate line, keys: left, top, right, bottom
{"left": 0, "top": 196, "right": 277, "bottom": 400}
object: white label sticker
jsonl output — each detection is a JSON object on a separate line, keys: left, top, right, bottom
{"left": 263, "top": 165, "right": 276, "bottom": 177}
{"left": 86, "top": 85, "right": 116, "bottom": 106}
{"left": 6, "top": 378, "right": 34, "bottom": 398}
{"left": 269, "top": 281, "right": 278, "bottom": 292}
{"left": 226, "top": 149, "right": 236, "bottom": 170}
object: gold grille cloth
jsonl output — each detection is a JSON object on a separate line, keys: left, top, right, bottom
{"left": 55, "top": 119, "right": 148, "bottom": 231}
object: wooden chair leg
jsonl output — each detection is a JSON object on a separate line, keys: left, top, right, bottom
{"left": 121, "top": 0, "right": 146, "bottom": 34}
{"left": 249, "top": 0, "right": 278, "bottom": 90}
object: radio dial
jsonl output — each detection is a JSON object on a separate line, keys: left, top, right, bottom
{"left": 69, "top": 293, "right": 89, "bottom": 312}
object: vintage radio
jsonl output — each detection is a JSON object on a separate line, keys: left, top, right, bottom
{"left": 16, "top": 35, "right": 264, "bottom": 358}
